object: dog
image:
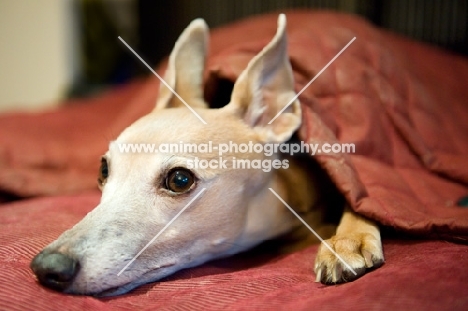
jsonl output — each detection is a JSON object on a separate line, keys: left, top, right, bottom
{"left": 30, "top": 14, "right": 384, "bottom": 296}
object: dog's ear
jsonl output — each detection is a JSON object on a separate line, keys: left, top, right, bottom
{"left": 226, "top": 14, "right": 301, "bottom": 143}
{"left": 155, "top": 19, "right": 209, "bottom": 110}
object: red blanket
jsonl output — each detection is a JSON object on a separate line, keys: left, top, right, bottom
{"left": 1, "top": 10, "right": 468, "bottom": 310}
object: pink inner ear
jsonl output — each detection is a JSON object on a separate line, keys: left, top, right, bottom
{"left": 246, "top": 86, "right": 277, "bottom": 128}
{"left": 222, "top": 14, "right": 302, "bottom": 142}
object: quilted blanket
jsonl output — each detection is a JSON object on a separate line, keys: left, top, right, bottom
{"left": 0, "top": 10, "right": 467, "bottom": 310}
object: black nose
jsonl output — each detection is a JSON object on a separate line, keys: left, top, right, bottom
{"left": 30, "top": 251, "right": 79, "bottom": 291}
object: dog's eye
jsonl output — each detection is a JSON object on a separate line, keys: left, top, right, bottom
{"left": 166, "top": 169, "right": 194, "bottom": 193}
{"left": 98, "top": 158, "right": 109, "bottom": 187}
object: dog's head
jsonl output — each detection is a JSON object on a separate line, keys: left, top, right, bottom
{"left": 31, "top": 14, "right": 301, "bottom": 296}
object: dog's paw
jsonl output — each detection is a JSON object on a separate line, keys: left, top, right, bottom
{"left": 314, "top": 232, "right": 384, "bottom": 284}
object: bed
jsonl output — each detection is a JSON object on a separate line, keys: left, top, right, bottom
{"left": 1, "top": 10, "right": 467, "bottom": 310}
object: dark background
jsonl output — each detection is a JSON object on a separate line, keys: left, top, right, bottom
{"left": 72, "top": 0, "right": 468, "bottom": 97}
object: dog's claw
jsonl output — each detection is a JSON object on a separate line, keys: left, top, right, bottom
{"left": 315, "top": 266, "right": 322, "bottom": 282}
{"left": 362, "top": 249, "right": 374, "bottom": 268}
{"left": 331, "top": 263, "right": 341, "bottom": 282}
{"left": 314, "top": 233, "right": 384, "bottom": 284}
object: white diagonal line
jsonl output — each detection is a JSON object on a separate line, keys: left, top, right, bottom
{"left": 268, "top": 188, "right": 357, "bottom": 276}
{"left": 268, "top": 37, "right": 356, "bottom": 124}
{"left": 118, "top": 36, "right": 207, "bottom": 125}
{"left": 117, "top": 188, "right": 206, "bottom": 276}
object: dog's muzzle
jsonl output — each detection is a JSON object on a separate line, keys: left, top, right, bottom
{"left": 30, "top": 251, "right": 80, "bottom": 292}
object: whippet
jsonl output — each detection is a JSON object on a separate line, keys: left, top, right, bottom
{"left": 30, "top": 14, "right": 384, "bottom": 296}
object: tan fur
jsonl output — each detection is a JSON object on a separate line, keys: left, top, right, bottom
{"left": 31, "top": 14, "right": 383, "bottom": 296}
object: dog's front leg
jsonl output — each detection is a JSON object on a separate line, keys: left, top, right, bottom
{"left": 314, "top": 206, "right": 384, "bottom": 283}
